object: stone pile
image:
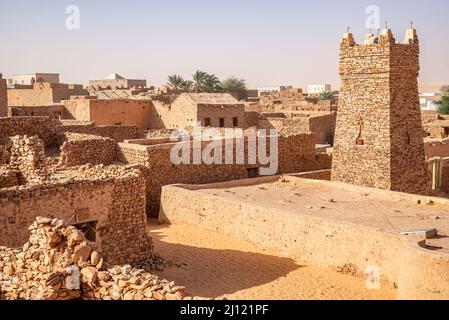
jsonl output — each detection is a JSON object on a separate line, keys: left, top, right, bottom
{"left": 0, "top": 217, "right": 188, "bottom": 300}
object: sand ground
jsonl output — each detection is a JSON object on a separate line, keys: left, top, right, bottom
{"left": 149, "top": 222, "right": 397, "bottom": 300}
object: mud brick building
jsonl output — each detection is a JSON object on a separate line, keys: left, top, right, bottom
{"left": 7, "top": 82, "right": 88, "bottom": 107}
{"left": 332, "top": 28, "right": 431, "bottom": 195}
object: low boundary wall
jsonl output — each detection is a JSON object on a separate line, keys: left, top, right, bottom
{"left": 159, "top": 174, "right": 449, "bottom": 300}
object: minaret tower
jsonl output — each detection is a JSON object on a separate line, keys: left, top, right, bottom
{"left": 331, "top": 28, "right": 431, "bottom": 195}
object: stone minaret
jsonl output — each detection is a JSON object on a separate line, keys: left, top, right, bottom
{"left": 331, "top": 28, "right": 431, "bottom": 195}
{"left": 0, "top": 78, "right": 7, "bottom": 117}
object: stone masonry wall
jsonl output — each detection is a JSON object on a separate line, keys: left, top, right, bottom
{"left": 8, "top": 135, "right": 47, "bottom": 185}
{"left": 0, "top": 166, "right": 18, "bottom": 188}
{"left": 0, "top": 117, "right": 60, "bottom": 146}
{"left": 118, "top": 133, "right": 331, "bottom": 216}
{"left": 0, "top": 165, "right": 151, "bottom": 266}
{"left": 332, "top": 29, "right": 431, "bottom": 195}
{"left": 58, "top": 123, "right": 139, "bottom": 142}
{"left": 59, "top": 133, "right": 117, "bottom": 167}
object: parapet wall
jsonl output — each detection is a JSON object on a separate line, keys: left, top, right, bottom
{"left": 0, "top": 166, "right": 151, "bottom": 265}
{"left": 159, "top": 176, "right": 449, "bottom": 300}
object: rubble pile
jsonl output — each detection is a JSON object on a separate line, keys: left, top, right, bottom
{"left": 0, "top": 217, "right": 188, "bottom": 300}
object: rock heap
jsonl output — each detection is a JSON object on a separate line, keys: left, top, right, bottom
{"left": 0, "top": 217, "right": 187, "bottom": 300}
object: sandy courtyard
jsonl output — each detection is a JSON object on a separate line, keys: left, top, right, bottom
{"left": 149, "top": 222, "right": 397, "bottom": 300}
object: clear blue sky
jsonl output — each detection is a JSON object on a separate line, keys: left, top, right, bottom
{"left": 1, "top": 0, "right": 448, "bottom": 90}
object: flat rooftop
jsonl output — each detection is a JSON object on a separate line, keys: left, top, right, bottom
{"left": 187, "top": 175, "right": 449, "bottom": 253}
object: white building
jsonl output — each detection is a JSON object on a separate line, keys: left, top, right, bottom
{"left": 420, "top": 93, "right": 441, "bottom": 111}
{"left": 7, "top": 73, "right": 60, "bottom": 86}
{"left": 257, "top": 86, "right": 292, "bottom": 96}
{"left": 307, "top": 84, "right": 332, "bottom": 96}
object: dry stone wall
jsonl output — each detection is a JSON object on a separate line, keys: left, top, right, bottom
{"left": 0, "top": 165, "right": 152, "bottom": 266}
{"left": 58, "top": 122, "right": 139, "bottom": 142}
{"left": 59, "top": 133, "right": 117, "bottom": 167}
{"left": 8, "top": 135, "right": 47, "bottom": 185}
{"left": 118, "top": 133, "right": 331, "bottom": 216}
{"left": 0, "top": 117, "right": 60, "bottom": 147}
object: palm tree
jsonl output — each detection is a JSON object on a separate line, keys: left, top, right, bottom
{"left": 204, "top": 74, "right": 222, "bottom": 93}
{"left": 318, "top": 91, "right": 334, "bottom": 101}
{"left": 167, "top": 74, "right": 185, "bottom": 90}
{"left": 221, "top": 77, "right": 247, "bottom": 100}
{"left": 191, "top": 70, "right": 208, "bottom": 93}
{"left": 181, "top": 80, "right": 193, "bottom": 91}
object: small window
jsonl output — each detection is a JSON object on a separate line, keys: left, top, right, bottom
{"left": 233, "top": 117, "right": 239, "bottom": 127}
{"left": 204, "top": 118, "right": 211, "bottom": 127}
{"left": 219, "top": 118, "right": 225, "bottom": 128}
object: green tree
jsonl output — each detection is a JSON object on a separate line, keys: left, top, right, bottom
{"left": 318, "top": 91, "right": 334, "bottom": 100}
{"left": 191, "top": 70, "right": 209, "bottom": 93}
{"left": 181, "top": 80, "right": 193, "bottom": 91}
{"left": 167, "top": 74, "right": 185, "bottom": 90}
{"left": 0, "top": 73, "right": 3, "bottom": 79}
{"left": 436, "top": 96, "right": 449, "bottom": 115}
{"left": 203, "top": 73, "right": 222, "bottom": 93}
{"left": 221, "top": 77, "right": 247, "bottom": 100}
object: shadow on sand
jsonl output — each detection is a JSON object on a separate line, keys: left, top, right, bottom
{"left": 148, "top": 223, "right": 303, "bottom": 299}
